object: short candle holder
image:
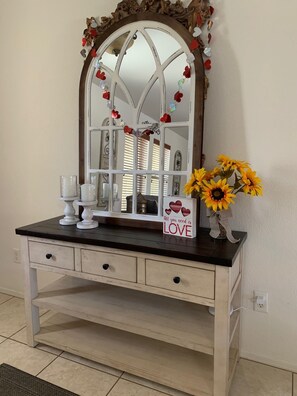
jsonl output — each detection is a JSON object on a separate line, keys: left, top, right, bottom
{"left": 59, "top": 197, "right": 79, "bottom": 225}
{"left": 77, "top": 200, "right": 98, "bottom": 229}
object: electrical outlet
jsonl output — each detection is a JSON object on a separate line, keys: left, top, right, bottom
{"left": 13, "top": 248, "right": 21, "bottom": 264}
{"left": 253, "top": 290, "right": 268, "bottom": 313}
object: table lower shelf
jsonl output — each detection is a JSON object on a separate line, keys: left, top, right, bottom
{"left": 35, "top": 312, "right": 214, "bottom": 396}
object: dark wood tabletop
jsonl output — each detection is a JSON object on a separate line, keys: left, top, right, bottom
{"left": 16, "top": 217, "right": 247, "bottom": 267}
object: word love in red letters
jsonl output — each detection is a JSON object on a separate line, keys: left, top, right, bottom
{"left": 163, "top": 221, "right": 192, "bottom": 237}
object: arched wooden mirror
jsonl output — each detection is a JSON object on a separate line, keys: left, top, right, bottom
{"left": 79, "top": 0, "right": 210, "bottom": 229}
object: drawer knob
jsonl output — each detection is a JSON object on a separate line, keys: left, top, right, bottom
{"left": 45, "top": 253, "right": 53, "bottom": 260}
{"left": 173, "top": 276, "right": 181, "bottom": 284}
{"left": 102, "top": 263, "right": 109, "bottom": 270}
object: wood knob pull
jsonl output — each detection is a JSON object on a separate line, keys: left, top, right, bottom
{"left": 173, "top": 276, "right": 180, "bottom": 284}
{"left": 102, "top": 264, "right": 109, "bottom": 270}
{"left": 45, "top": 253, "right": 53, "bottom": 259}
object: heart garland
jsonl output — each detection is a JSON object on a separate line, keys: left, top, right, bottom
{"left": 81, "top": 3, "right": 214, "bottom": 131}
{"left": 189, "top": 4, "right": 214, "bottom": 73}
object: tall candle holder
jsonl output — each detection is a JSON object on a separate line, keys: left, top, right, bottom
{"left": 77, "top": 200, "right": 98, "bottom": 229}
{"left": 59, "top": 197, "right": 79, "bottom": 225}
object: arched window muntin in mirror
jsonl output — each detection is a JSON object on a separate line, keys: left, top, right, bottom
{"left": 79, "top": 14, "right": 205, "bottom": 228}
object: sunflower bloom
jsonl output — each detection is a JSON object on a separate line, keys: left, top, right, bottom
{"left": 217, "top": 154, "right": 249, "bottom": 172}
{"left": 184, "top": 168, "right": 206, "bottom": 195}
{"left": 205, "top": 166, "right": 221, "bottom": 181}
{"left": 201, "top": 179, "right": 236, "bottom": 212}
{"left": 241, "top": 169, "right": 263, "bottom": 196}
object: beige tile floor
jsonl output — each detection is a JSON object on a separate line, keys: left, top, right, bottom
{"left": 0, "top": 292, "right": 294, "bottom": 395}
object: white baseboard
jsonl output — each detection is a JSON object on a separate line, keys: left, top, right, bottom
{"left": 0, "top": 287, "right": 23, "bottom": 299}
{"left": 241, "top": 350, "right": 297, "bottom": 373}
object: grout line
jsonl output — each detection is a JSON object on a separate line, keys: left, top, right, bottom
{"left": 106, "top": 376, "right": 122, "bottom": 396}
{"left": 118, "top": 375, "right": 174, "bottom": 396}
{"left": 241, "top": 357, "right": 296, "bottom": 374}
{"left": 0, "top": 296, "right": 14, "bottom": 306}
{"left": 8, "top": 325, "right": 27, "bottom": 339}
{"left": 35, "top": 355, "right": 60, "bottom": 377}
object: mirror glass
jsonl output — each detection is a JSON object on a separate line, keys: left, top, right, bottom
{"left": 86, "top": 21, "right": 196, "bottom": 220}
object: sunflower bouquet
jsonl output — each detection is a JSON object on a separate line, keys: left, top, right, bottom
{"left": 184, "top": 155, "right": 263, "bottom": 242}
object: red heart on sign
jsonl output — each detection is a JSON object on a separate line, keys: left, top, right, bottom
{"left": 174, "top": 91, "right": 183, "bottom": 103}
{"left": 189, "top": 39, "right": 199, "bottom": 51}
{"left": 102, "top": 91, "right": 110, "bottom": 100}
{"left": 181, "top": 207, "right": 191, "bottom": 217}
{"left": 96, "top": 70, "right": 106, "bottom": 80}
{"left": 204, "top": 59, "right": 212, "bottom": 70}
{"left": 165, "top": 208, "right": 172, "bottom": 215}
{"left": 169, "top": 200, "right": 182, "bottom": 213}
{"left": 124, "top": 125, "right": 133, "bottom": 134}
{"left": 112, "top": 110, "right": 121, "bottom": 119}
{"left": 160, "top": 113, "right": 171, "bottom": 123}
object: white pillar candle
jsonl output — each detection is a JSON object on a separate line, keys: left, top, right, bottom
{"left": 60, "top": 175, "right": 78, "bottom": 198}
{"left": 81, "top": 184, "right": 96, "bottom": 202}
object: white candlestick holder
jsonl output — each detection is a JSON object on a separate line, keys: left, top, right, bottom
{"left": 59, "top": 197, "right": 79, "bottom": 225}
{"left": 77, "top": 200, "right": 98, "bottom": 229}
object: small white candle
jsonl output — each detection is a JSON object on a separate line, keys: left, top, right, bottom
{"left": 60, "top": 175, "right": 78, "bottom": 198}
{"left": 80, "top": 184, "right": 96, "bottom": 202}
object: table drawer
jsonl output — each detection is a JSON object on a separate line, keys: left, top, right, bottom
{"left": 81, "top": 249, "right": 137, "bottom": 282}
{"left": 29, "top": 241, "right": 74, "bottom": 270}
{"left": 146, "top": 259, "right": 215, "bottom": 299}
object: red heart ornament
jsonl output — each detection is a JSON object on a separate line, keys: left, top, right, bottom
{"left": 160, "top": 113, "right": 171, "bottom": 123}
{"left": 90, "top": 28, "right": 97, "bottom": 37}
{"left": 209, "top": 6, "right": 214, "bottom": 15}
{"left": 90, "top": 49, "right": 97, "bottom": 58}
{"left": 183, "top": 65, "right": 191, "bottom": 79}
{"left": 181, "top": 207, "right": 191, "bottom": 217}
{"left": 169, "top": 200, "right": 182, "bottom": 213}
{"left": 96, "top": 70, "right": 106, "bottom": 80}
{"left": 112, "top": 110, "right": 121, "bottom": 119}
{"left": 174, "top": 91, "right": 183, "bottom": 103}
{"left": 82, "top": 38, "right": 87, "bottom": 47}
{"left": 165, "top": 208, "right": 172, "bottom": 215}
{"left": 204, "top": 59, "right": 212, "bottom": 70}
{"left": 124, "top": 125, "right": 133, "bottom": 134}
{"left": 189, "top": 39, "right": 199, "bottom": 51}
{"left": 143, "top": 129, "right": 153, "bottom": 135}
{"left": 197, "top": 15, "right": 203, "bottom": 27}
{"left": 102, "top": 91, "right": 110, "bottom": 100}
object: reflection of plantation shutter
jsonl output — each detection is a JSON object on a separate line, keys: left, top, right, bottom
{"left": 151, "top": 143, "right": 160, "bottom": 195}
{"left": 164, "top": 146, "right": 170, "bottom": 195}
{"left": 121, "top": 135, "right": 134, "bottom": 211}
{"left": 122, "top": 135, "right": 149, "bottom": 210}
{"left": 137, "top": 137, "right": 149, "bottom": 194}
{"left": 151, "top": 141, "right": 171, "bottom": 196}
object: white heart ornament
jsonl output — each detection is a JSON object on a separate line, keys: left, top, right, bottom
{"left": 193, "top": 27, "right": 202, "bottom": 37}
{"left": 186, "top": 53, "right": 195, "bottom": 64}
{"left": 204, "top": 47, "right": 212, "bottom": 57}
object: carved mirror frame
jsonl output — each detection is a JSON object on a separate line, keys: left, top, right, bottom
{"left": 79, "top": 0, "right": 210, "bottom": 229}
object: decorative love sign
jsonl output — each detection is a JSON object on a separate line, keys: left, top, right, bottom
{"left": 163, "top": 197, "right": 197, "bottom": 238}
